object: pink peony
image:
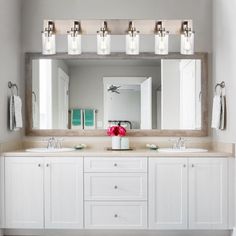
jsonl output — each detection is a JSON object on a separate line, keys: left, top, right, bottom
{"left": 107, "top": 125, "right": 126, "bottom": 137}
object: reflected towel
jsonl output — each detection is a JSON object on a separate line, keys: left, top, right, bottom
{"left": 84, "top": 109, "right": 96, "bottom": 129}
{"left": 71, "top": 109, "right": 83, "bottom": 129}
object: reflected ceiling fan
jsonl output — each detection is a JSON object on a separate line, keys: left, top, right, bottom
{"left": 107, "top": 85, "right": 121, "bottom": 94}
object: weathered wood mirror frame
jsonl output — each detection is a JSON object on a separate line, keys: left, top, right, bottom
{"left": 25, "top": 52, "right": 208, "bottom": 137}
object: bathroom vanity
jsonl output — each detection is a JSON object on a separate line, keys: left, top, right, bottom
{"left": 1, "top": 150, "right": 233, "bottom": 231}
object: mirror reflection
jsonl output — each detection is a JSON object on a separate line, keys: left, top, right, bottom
{"left": 32, "top": 58, "right": 201, "bottom": 130}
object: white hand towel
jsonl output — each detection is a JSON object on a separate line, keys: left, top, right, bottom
{"left": 211, "top": 95, "right": 221, "bottom": 129}
{"left": 9, "top": 96, "right": 14, "bottom": 131}
{"left": 13, "top": 95, "right": 23, "bottom": 129}
{"left": 220, "top": 95, "right": 226, "bottom": 130}
{"left": 9, "top": 95, "right": 23, "bottom": 131}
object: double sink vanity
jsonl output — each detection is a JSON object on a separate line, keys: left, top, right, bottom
{"left": 1, "top": 142, "right": 233, "bottom": 231}
{"left": 0, "top": 52, "right": 233, "bottom": 234}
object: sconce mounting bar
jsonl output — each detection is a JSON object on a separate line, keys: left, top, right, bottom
{"left": 44, "top": 19, "right": 193, "bottom": 35}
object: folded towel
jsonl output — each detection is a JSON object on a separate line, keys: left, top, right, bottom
{"left": 84, "top": 109, "right": 96, "bottom": 129}
{"left": 9, "top": 95, "right": 23, "bottom": 131}
{"left": 211, "top": 95, "right": 226, "bottom": 130}
{"left": 220, "top": 95, "right": 226, "bottom": 130}
{"left": 71, "top": 109, "right": 83, "bottom": 129}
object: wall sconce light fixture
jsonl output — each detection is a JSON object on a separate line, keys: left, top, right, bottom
{"left": 154, "top": 21, "right": 169, "bottom": 55}
{"left": 181, "top": 21, "right": 194, "bottom": 55}
{"left": 42, "top": 21, "right": 56, "bottom": 55}
{"left": 126, "top": 21, "right": 140, "bottom": 55}
{"left": 97, "top": 21, "right": 111, "bottom": 55}
{"left": 67, "top": 21, "right": 82, "bottom": 55}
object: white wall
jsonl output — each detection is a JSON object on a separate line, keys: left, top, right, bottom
{"left": 212, "top": 0, "right": 236, "bottom": 143}
{"left": 0, "top": 0, "right": 23, "bottom": 143}
{"left": 21, "top": 0, "right": 212, "bottom": 53}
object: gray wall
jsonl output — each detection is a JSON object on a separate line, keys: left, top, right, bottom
{"left": 69, "top": 65, "right": 161, "bottom": 129}
{"left": 212, "top": 0, "right": 236, "bottom": 143}
{"left": 0, "top": 0, "right": 23, "bottom": 143}
{"left": 21, "top": 0, "right": 212, "bottom": 53}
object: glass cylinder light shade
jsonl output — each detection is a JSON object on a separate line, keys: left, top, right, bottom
{"left": 126, "top": 33, "right": 139, "bottom": 55}
{"left": 155, "top": 33, "right": 169, "bottom": 55}
{"left": 97, "top": 33, "right": 111, "bottom": 55}
{"left": 68, "top": 33, "right": 82, "bottom": 55}
{"left": 181, "top": 32, "right": 194, "bottom": 55}
{"left": 42, "top": 31, "right": 56, "bottom": 55}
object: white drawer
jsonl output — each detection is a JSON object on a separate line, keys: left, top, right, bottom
{"left": 84, "top": 173, "right": 147, "bottom": 200}
{"left": 85, "top": 201, "right": 147, "bottom": 229}
{"left": 84, "top": 158, "right": 147, "bottom": 173}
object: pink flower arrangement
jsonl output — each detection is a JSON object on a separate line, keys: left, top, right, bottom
{"left": 107, "top": 125, "right": 126, "bottom": 137}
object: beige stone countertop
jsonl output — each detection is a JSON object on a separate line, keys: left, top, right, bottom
{"left": 2, "top": 148, "right": 233, "bottom": 158}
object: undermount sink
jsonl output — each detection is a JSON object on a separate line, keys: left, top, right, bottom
{"left": 25, "top": 148, "right": 75, "bottom": 153}
{"left": 158, "top": 148, "right": 208, "bottom": 153}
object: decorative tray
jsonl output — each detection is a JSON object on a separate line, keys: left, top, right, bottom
{"left": 106, "top": 148, "right": 133, "bottom": 151}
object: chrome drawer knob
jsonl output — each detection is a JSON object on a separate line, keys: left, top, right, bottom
{"left": 114, "top": 163, "right": 118, "bottom": 167}
{"left": 114, "top": 214, "right": 118, "bottom": 218}
{"left": 114, "top": 185, "right": 118, "bottom": 189}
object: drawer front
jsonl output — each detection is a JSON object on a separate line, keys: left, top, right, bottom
{"left": 84, "top": 158, "right": 147, "bottom": 173}
{"left": 85, "top": 201, "right": 147, "bottom": 229}
{"left": 85, "top": 173, "right": 147, "bottom": 200}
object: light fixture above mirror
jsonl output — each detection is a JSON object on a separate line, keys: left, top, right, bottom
{"left": 126, "top": 21, "right": 140, "bottom": 55}
{"left": 154, "top": 21, "right": 169, "bottom": 55}
{"left": 41, "top": 19, "right": 195, "bottom": 55}
{"left": 67, "top": 21, "right": 82, "bottom": 55}
{"left": 181, "top": 21, "right": 195, "bottom": 55}
{"left": 42, "top": 21, "right": 56, "bottom": 55}
{"left": 97, "top": 21, "right": 111, "bottom": 55}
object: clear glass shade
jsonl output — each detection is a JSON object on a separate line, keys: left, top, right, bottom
{"left": 126, "top": 34, "right": 139, "bottom": 55}
{"left": 181, "top": 32, "right": 194, "bottom": 55}
{"left": 42, "top": 32, "right": 56, "bottom": 55}
{"left": 155, "top": 34, "right": 169, "bottom": 55}
{"left": 97, "top": 34, "right": 111, "bottom": 55}
{"left": 68, "top": 34, "right": 82, "bottom": 55}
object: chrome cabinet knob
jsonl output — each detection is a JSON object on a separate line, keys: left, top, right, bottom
{"left": 114, "top": 185, "right": 118, "bottom": 189}
{"left": 46, "top": 163, "right": 50, "bottom": 167}
{"left": 114, "top": 214, "right": 118, "bottom": 218}
{"left": 38, "top": 164, "right": 41, "bottom": 167}
{"left": 114, "top": 163, "right": 118, "bottom": 167}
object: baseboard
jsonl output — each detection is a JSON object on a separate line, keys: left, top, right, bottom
{"left": 3, "top": 229, "right": 232, "bottom": 236}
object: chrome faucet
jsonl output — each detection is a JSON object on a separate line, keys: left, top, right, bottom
{"left": 172, "top": 137, "right": 186, "bottom": 150}
{"left": 47, "top": 137, "right": 62, "bottom": 149}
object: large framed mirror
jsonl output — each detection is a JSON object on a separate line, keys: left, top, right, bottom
{"left": 25, "top": 53, "right": 208, "bottom": 136}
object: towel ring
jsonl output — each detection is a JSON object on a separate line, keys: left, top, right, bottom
{"left": 8, "top": 81, "right": 19, "bottom": 96}
{"left": 215, "top": 81, "right": 225, "bottom": 93}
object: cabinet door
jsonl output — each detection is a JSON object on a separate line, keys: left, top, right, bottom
{"left": 44, "top": 158, "right": 83, "bottom": 229}
{"left": 149, "top": 158, "right": 188, "bottom": 229}
{"left": 5, "top": 157, "right": 44, "bottom": 228}
{"left": 189, "top": 158, "right": 228, "bottom": 229}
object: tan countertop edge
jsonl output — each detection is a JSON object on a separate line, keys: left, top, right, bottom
{"left": 2, "top": 149, "right": 233, "bottom": 158}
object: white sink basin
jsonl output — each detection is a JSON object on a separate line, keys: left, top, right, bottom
{"left": 25, "top": 148, "right": 75, "bottom": 153}
{"left": 158, "top": 148, "right": 208, "bottom": 153}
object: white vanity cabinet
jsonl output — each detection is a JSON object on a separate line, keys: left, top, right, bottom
{"left": 84, "top": 157, "right": 148, "bottom": 229}
{"left": 4, "top": 157, "right": 84, "bottom": 229}
{"left": 189, "top": 158, "right": 228, "bottom": 229}
{"left": 149, "top": 158, "right": 228, "bottom": 230}
{"left": 44, "top": 158, "right": 83, "bottom": 229}
{"left": 5, "top": 157, "right": 44, "bottom": 228}
{"left": 149, "top": 158, "right": 188, "bottom": 229}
